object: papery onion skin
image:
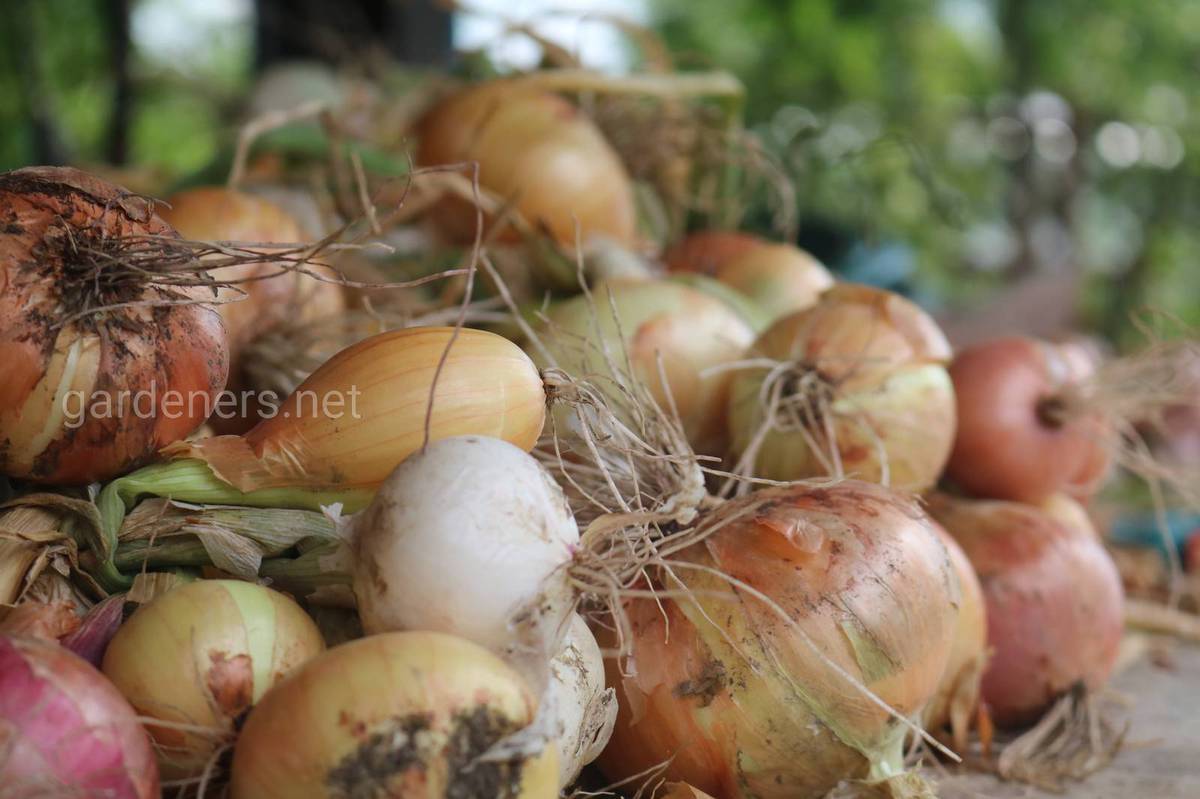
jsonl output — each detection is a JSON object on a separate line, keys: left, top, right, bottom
{"left": 946, "top": 337, "right": 1108, "bottom": 503}
{"left": 230, "top": 631, "right": 559, "bottom": 799}
{"left": 166, "top": 326, "right": 548, "bottom": 493}
{"left": 727, "top": 283, "right": 956, "bottom": 491}
{"left": 101, "top": 579, "right": 325, "bottom": 778}
{"left": 927, "top": 493, "right": 1125, "bottom": 727}
{"left": 160, "top": 187, "right": 345, "bottom": 359}
{"left": 663, "top": 230, "right": 765, "bottom": 276}
{"left": 352, "top": 435, "right": 579, "bottom": 679}
{"left": 418, "top": 81, "right": 637, "bottom": 248}
{"left": 1, "top": 633, "right": 159, "bottom": 799}
{"left": 0, "top": 166, "right": 228, "bottom": 484}
{"left": 538, "top": 279, "right": 755, "bottom": 455}
{"left": 598, "top": 480, "right": 959, "bottom": 798}
{"left": 923, "top": 522, "right": 987, "bottom": 751}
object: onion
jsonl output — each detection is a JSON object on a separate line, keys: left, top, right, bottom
{"left": 351, "top": 435, "right": 579, "bottom": 677}
{"left": 418, "top": 80, "right": 637, "bottom": 248}
{"left": 662, "top": 230, "right": 765, "bottom": 276}
{"left": 665, "top": 233, "right": 832, "bottom": 322}
{"left": 229, "top": 631, "right": 559, "bottom": 799}
{"left": 667, "top": 273, "right": 773, "bottom": 333}
{"left": 926, "top": 493, "right": 1125, "bottom": 727}
{"left": 547, "top": 614, "right": 617, "bottom": 788}
{"left": 101, "top": 579, "right": 325, "bottom": 777}
{"left": 92, "top": 327, "right": 549, "bottom": 590}
{"left": 538, "top": 279, "right": 755, "bottom": 454}
{"left": 727, "top": 283, "right": 956, "bottom": 491}
{"left": 1, "top": 633, "right": 158, "bottom": 798}
{"left": 598, "top": 480, "right": 960, "bottom": 798}
{"left": 0, "top": 166, "right": 227, "bottom": 484}
{"left": 946, "top": 337, "right": 1110, "bottom": 503}
{"left": 923, "top": 522, "right": 987, "bottom": 751}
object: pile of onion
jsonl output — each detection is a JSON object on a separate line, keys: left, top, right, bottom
{"left": 230, "top": 631, "right": 559, "bottom": 798}
{"left": 947, "top": 337, "right": 1111, "bottom": 503}
{"left": 1, "top": 633, "right": 159, "bottom": 798}
{"left": 666, "top": 232, "right": 834, "bottom": 323}
{"left": 418, "top": 80, "right": 638, "bottom": 249}
{"left": 726, "top": 283, "right": 956, "bottom": 491}
{"left": 101, "top": 579, "right": 325, "bottom": 777}
{"left": 599, "top": 480, "right": 960, "bottom": 798}
{"left": 0, "top": 166, "right": 227, "bottom": 484}
{"left": 927, "top": 492, "right": 1124, "bottom": 727}
{"left": 537, "top": 279, "right": 755, "bottom": 454}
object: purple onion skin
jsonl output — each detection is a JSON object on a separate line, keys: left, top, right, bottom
{"left": 61, "top": 595, "right": 128, "bottom": 667}
{"left": 0, "top": 634, "right": 159, "bottom": 799}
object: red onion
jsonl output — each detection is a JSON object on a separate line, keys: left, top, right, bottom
{"left": 0, "top": 634, "right": 158, "bottom": 798}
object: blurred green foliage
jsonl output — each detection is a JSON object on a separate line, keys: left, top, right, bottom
{"left": 655, "top": 0, "right": 1200, "bottom": 342}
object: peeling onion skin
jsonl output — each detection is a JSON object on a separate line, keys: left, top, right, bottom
{"left": 230, "top": 631, "right": 559, "bottom": 799}
{"left": 418, "top": 81, "right": 637, "bottom": 249}
{"left": 727, "top": 284, "right": 956, "bottom": 491}
{"left": 598, "top": 481, "right": 959, "bottom": 798}
{"left": 0, "top": 634, "right": 159, "bottom": 799}
{"left": 946, "top": 337, "right": 1108, "bottom": 503}
{"left": 927, "top": 493, "right": 1125, "bottom": 728}
{"left": 548, "top": 614, "right": 617, "bottom": 788}
{"left": 101, "top": 579, "right": 325, "bottom": 779}
{"left": 0, "top": 166, "right": 228, "bottom": 484}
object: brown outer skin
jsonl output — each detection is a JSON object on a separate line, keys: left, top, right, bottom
{"left": 599, "top": 481, "right": 959, "bottom": 799}
{"left": 663, "top": 230, "right": 766, "bottom": 276}
{"left": 926, "top": 493, "right": 1125, "bottom": 728}
{"left": 945, "top": 337, "right": 1106, "bottom": 503}
{"left": 0, "top": 166, "right": 228, "bottom": 484}
{"left": 417, "top": 81, "right": 637, "bottom": 248}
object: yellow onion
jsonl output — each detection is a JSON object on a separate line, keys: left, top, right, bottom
{"left": 923, "top": 522, "right": 987, "bottom": 752}
{"left": 417, "top": 80, "right": 637, "bottom": 248}
{"left": 727, "top": 283, "right": 956, "bottom": 491}
{"left": 0, "top": 166, "right": 227, "bottom": 484}
{"left": 538, "top": 279, "right": 755, "bottom": 454}
{"left": 102, "top": 579, "right": 324, "bottom": 778}
{"left": 160, "top": 187, "right": 344, "bottom": 358}
{"left": 663, "top": 230, "right": 765, "bottom": 276}
{"left": 92, "top": 327, "right": 548, "bottom": 591}
{"left": 927, "top": 493, "right": 1124, "bottom": 727}
{"left": 599, "top": 481, "right": 959, "bottom": 798}
{"left": 229, "top": 631, "right": 558, "bottom": 799}
{"left": 712, "top": 243, "right": 834, "bottom": 323}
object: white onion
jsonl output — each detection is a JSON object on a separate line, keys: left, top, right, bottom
{"left": 547, "top": 614, "right": 617, "bottom": 787}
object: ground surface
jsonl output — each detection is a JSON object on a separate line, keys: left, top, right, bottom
{"left": 935, "top": 641, "right": 1200, "bottom": 798}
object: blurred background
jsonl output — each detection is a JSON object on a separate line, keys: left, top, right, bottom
{"left": 2, "top": 0, "right": 1198, "bottom": 345}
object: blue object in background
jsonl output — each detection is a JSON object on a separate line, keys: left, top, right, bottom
{"left": 1110, "top": 510, "right": 1200, "bottom": 561}
{"left": 836, "top": 240, "right": 915, "bottom": 290}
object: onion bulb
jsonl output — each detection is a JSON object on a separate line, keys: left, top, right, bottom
{"left": 538, "top": 279, "right": 755, "bottom": 454}
{"left": 922, "top": 523, "right": 987, "bottom": 751}
{"left": 727, "top": 284, "right": 956, "bottom": 491}
{"left": 946, "top": 337, "right": 1112, "bottom": 503}
{"left": 663, "top": 230, "right": 765, "bottom": 276}
{"left": 0, "top": 166, "right": 227, "bottom": 484}
{"left": 1, "top": 633, "right": 159, "bottom": 798}
{"left": 927, "top": 493, "right": 1124, "bottom": 727}
{"left": 418, "top": 80, "right": 637, "bottom": 248}
{"left": 351, "top": 435, "right": 578, "bottom": 678}
{"left": 101, "top": 579, "right": 325, "bottom": 778}
{"left": 599, "top": 480, "right": 959, "bottom": 798}
{"left": 712, "top": 243, "right": 833, "bottom": 323}
{"left": 229, "top": 631, "right": 559, "bottom": 799}
{"left": 160, "top": 186, "right": 345, "bottom": 364}
{"left": 547, "top": 614, "right": 617, "bottom": 788}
